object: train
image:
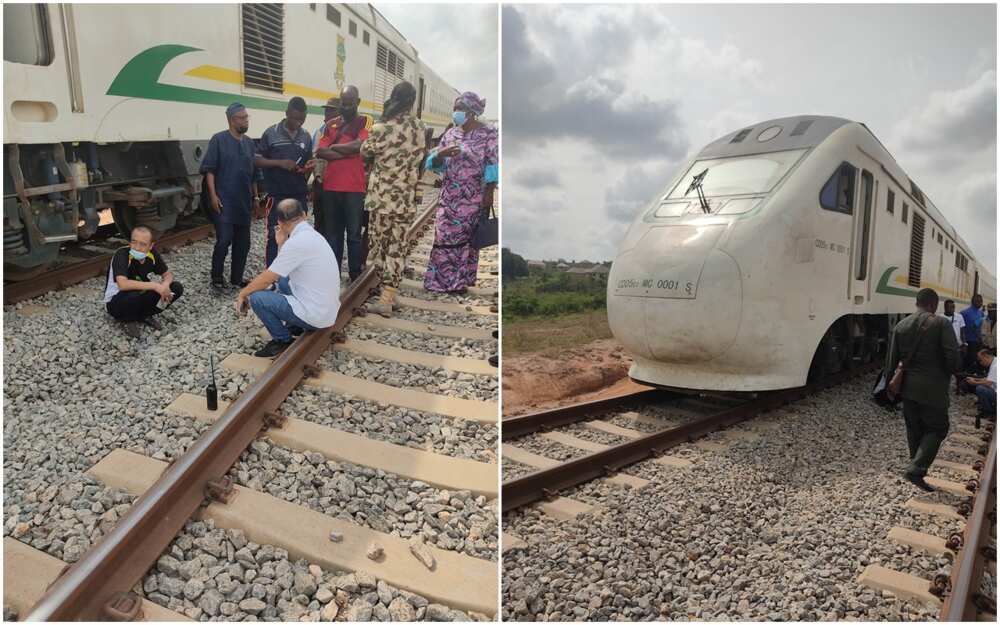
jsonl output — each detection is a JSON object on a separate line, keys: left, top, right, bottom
{"left": 607, "top": 115, "right": 997, "bottom": 392}
{"left": 3, "top": 3, "right": 460, "bottom": 277}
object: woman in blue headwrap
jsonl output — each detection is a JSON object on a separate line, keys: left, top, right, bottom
{"left": 423, "top": 92, "right": 498, "bottom": 293}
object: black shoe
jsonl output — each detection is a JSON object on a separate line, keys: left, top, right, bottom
{"left": 289, "top": 326, "right": 304, "bottom": 337}
{"left": 211, "top": 278, "right": 226, "bottom": 291}
{"left": 142, "top": 316, "right": 163, "bottom": 332}
{"left": 489, "top": 355, "right": 498, "bottom": 367}
{"left": 230, "top": 279, "right": 250, "bottom": 288}
{"left": 254, "top": 339, "right": 292, "bottom": 358}
{"left": 904, "top": 472, "right": 935, "bottom": 492}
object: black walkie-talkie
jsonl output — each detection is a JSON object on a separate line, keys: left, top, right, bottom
{"left": 206, "top": 355, "right": 218, "bottom": 411}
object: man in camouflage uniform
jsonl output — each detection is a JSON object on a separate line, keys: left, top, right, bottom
{"left": 361, "top": 81, "right": 428, "bottom": 317}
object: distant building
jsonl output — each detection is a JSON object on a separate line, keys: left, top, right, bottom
{"left": 527, "top": 260, "right": 545, "bottom": 269}
{"left": 556, "top": 262, "right": 570, "bottom": 270}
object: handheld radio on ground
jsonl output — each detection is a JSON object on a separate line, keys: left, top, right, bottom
{"left": 206, "top": 355, "right": 218, "bottom": 411}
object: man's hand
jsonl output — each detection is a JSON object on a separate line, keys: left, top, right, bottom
{"left": 210, "top": 193, "right": 222, "bottom": 214}
{"left": 252, "top": 197, "right": 264, "bottom": 220}
{"left": 481, "top": 188, "right": 494, "bottom": 210}
{"left": 155, "top": 282, "right": 173, "bottom": 304}
{"left": 278, "top": 159, "right": 297, "bottom": 171}
{"left": 234, "top": 292, "right": 249, "bottom": 315}
{"left": 438, "top": 145, "right": 461, "bottom": 158}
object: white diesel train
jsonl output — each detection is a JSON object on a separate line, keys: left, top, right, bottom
{"left": 3, "top": 3, "right": 459, "bottom": 275}
{"left": 608, "top": 115, "right": 996, "bottom": 392}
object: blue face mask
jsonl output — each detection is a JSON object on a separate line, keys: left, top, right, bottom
{"left": 452, "top": 111, "right": 467, "bottom": 126}
{"left": 129, "top": 248, "right": 148, "bottom": 261}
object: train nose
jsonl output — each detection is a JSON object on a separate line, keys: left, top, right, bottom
{"left": 608, "top": 224, "right": 742, "bottom": 363}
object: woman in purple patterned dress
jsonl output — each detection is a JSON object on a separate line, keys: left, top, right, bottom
{"left": 423, "top": 92, "right": 498, "bottom": 293}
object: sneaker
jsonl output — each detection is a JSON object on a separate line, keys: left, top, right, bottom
{"left": 122, "top": 321, "right": 142, "bottom": 339}
{"left": 254, "top": 339, "right": 292, "bottom": 358}
{"left": 230, "top": 279, "right": 250, "bottom": 289}
{"left": 142, "top": 316, "right": 163, "bottom": 331}
{"left": 211, "top": 278, "right": 226, "bottom": 291}
{"left": 903, "top": 472, "right": 935, "bottom": 492}
{"left": 289, "top": 326, "right": 304, "bottom": 337}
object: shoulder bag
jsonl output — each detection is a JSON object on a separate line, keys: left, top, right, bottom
{"left": 471, "top": 204, "right": 498, "bottom": 250}
{"left": 887, "top": 314, "right": 934, "bottom": 400}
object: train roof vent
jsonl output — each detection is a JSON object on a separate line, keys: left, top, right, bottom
{"left": 790, "top": 120, "right": 813, "bottom": 136}
{"left": 909, "top": 180, "right": 926, "bottom": 207}
{"left": 242, "top": 4, "right": 285, "bottom": 93}
{"left": 730, "top": 128, "right": 753, "bottom": 143}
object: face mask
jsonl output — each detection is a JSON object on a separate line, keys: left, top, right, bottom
{"left": 129, "top": 248, "right": 148, "bottom": 261}
{"left": 452, "top": 111, "right": 467, "bottom": 126}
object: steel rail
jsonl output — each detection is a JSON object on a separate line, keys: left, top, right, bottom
{"left": 502, "top": 389, "right": 670, "bottom": 440}
{"left": 26, "top": 201, "right": 438, "bottom": 621}
{"left": 4, "top": 223, "right": 215, "bottom": 305}
{"left": 502, "top": 362, "right": 879, "bottom": 513}
{"left": 940, "top": 431, "right": 996, "bottom": 621}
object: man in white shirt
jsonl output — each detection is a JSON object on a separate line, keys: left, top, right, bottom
{"left": 941, "top": 299, "right": 967, "bottom": 348}
{"left": 236, "top": 199, "right": 341, "bottom": 357}
{"left": 963, "top": 349, "right": 996, "bottom": 422}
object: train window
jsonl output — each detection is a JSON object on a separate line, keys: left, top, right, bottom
{"left": 349, "top": 20, "right": 357, "bottom": 37}
{"left": 717, "top": 197, "right": 762, "bottom": 215}
{"left": 242, "top": 4, "right": 284, "bottom": 93}
{"left": 886, "top": 189, "right": 895, "bottom": 215}
{"left": 938, "top": 232, "right": 943, "bottom": 245}
{"left": 902, "top": 203, "right": 908, "bottom": 224}
{"left": 855, "top": 170, "right": 874, "bottom": 280}
{"left": 3, "top": 4, "right": 54, "bottom": 66}
{"left": 819, "top": 162, "right": 856, "bottom": 215}
{"left": 654, "top": 201, "right": 691, "bottom": 218}
{"left": 908, "top": 213, "right": 925, "bottom": 288}
{"left": 363, "top": 30, "right": 370, "bottom": 45}
{"left": 327, "top": 5, "right": 340, "bottom": 26}
{"left": 669, "top": 148, "right": 807, "bottom": 199}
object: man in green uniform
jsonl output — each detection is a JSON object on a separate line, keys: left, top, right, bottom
{"left": 885, "top": 288, "right": 961, "bottom": 491}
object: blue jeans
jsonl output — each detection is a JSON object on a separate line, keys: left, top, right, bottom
{"left": 975, "top": 384, "right": 996, "bottom": 416}
{"left": 249, "top": 277, "right": 317, "bottom": 342}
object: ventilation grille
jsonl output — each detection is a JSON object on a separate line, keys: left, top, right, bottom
{"left": 376, "top": 42, "right": 405, "bottom": 78}
{"left": 730, "top": 128, "right": 752, "bottom": 143}
{"left": 242, "top": 4, "right": 284, "bottom": 93}
{"left": 908, "top": 213, "right": 925, "bottom": 288}
{"left": 790, "top": 120, "right": 813, "bottom": 136}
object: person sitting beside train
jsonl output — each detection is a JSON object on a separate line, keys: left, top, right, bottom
{"left": 103, "top": 226, "right": 184, "bottom": 338}
{"left": 885, "top": 288, "right": 961, "bottom": 492}
{"left": 961, "top": 349, "right": 996, "bottom": 420}
{"left": 202, "top": 102, "right": 261, "bottom": 291}
{"left": 255, "top": 97, "right": 314, "bottom": 268}
{"left": 235, "top": 199, "right": 340, "bottom": 358}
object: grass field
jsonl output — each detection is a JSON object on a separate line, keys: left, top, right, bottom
{"left": 502, "top": 308, "right": 613, "bottom": 356}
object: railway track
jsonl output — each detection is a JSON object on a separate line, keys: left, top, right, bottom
{"left": 6, "top": 189, "right": 500, "bottom": 621}
{"left": 3, "top": 222, "right": 216, "bottom": 306}
{"left": 501, "top": 363, "right": 879, "bottom": 515}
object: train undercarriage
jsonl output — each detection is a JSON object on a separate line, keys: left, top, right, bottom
{"left": 808, "top": 314, "right": 893, "bottom": 382}
{"left": 3, "top": 140, "right": 208, "bottom": 280}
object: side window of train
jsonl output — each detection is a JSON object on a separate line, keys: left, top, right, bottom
{"left": 819, "top": 162, "right": 856, "bottom": 214}
{"left": 3, "top": 3, "right": 54, "bottom": 66}
{"left": 886, "top": 189, "right": 895, "bottom": 215}
{"left": 902, "top": 203, "right": 908, "bottom": 224}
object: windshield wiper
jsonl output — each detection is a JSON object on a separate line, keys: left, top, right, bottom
{"left": 684, "top": 168, "right": 711, "bottom": 214}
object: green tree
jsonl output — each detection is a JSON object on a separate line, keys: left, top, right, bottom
{"left": 502, "top": 248, "right": 529, "bottom": 279}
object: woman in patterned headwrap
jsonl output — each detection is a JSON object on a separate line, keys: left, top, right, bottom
{"left": 423, "top": 91, "right": 498, "bottom": 293}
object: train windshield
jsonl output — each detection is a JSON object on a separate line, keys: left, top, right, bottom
{"left": 668, "top": 148, "right": 808, "bottom": 199}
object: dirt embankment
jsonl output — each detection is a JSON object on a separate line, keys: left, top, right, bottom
{"left": 502, "top": 339, "right": 647, "bottom": 417}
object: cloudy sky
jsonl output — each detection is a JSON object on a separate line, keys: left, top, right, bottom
{"left": 503, "top": 4, "right": 997, "bottom": 271}
{"left": 378, "top": 3, "right": 498, "bottom": 118}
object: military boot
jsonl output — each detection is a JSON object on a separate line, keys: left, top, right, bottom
{"left": 368, "top": 286, "right": 398, "bottom": 318}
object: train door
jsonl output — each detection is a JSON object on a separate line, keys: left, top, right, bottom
{"left": 850, "top": 169, "right": 876, "bottom": 304}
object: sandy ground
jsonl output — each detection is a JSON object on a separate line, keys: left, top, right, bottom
{"left": 502, "top": 339, "right": 648, "bottom": 417}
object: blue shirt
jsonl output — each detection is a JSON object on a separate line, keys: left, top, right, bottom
{"left": 961, "top": 305, "right": 984, "bottom": 343}
{"left": 257, "top": 121, "right": 313, "bottom": 198}
{"left": 200, "top": 130, "right": 257, "bottom": 225}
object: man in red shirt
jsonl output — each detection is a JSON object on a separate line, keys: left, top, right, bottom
{"left": 316, "top": 86, "right": 370, "bottom": 283}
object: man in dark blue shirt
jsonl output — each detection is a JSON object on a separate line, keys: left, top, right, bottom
{"left": 201, "top": 102, "right": 260, "bottom": 290}
{"left": 961, "top": 294, "right": 985, "bottom": 371}
{"left": 256, "top": 97, "right": 313, "bottom": 266}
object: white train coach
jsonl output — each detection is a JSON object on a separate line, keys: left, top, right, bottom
{"left": 608, "top": 115, "right": 996, "bottom": 392}
{"left": 3, "top": 3, "right": 459, "bottom": 275}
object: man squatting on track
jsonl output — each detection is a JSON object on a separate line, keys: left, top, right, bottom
{"left": 235, "top": 199, "right": 341, "bottom": 358}
{"left": 103, "top": 226, "right": 183, "bottom": 338}
{"left": 959, "top": 348, "right": 997, "bottom": 421}
{"left": 885, "top": 287, "right": 961, "bottom": 492}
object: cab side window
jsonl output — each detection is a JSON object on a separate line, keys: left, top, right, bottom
{"left": 819, "top": 162, "right": 856, "bottom": 215}
{"left": 3, "top": 3, "right": 53, "bottom": 66}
